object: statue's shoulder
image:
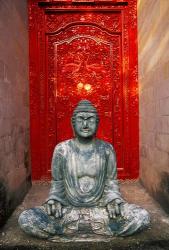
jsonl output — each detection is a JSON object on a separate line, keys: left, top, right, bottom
{"left": 53, "top": 139, "right": 73, "bottom": 156}
{"left": 96, "top": 139, "right": 115, "bottom": 153}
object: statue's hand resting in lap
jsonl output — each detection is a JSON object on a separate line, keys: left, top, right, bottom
{"left": 45, "top": 199, "right": 63, "bottom": 218}
{"left": 107, "top": 199, "right": 124, "bottom": 219}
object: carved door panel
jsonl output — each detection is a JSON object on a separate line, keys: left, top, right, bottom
{"left": 29, "top": 0, "right": 139, "bottom": 180}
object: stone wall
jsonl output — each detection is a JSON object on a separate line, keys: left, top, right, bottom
{"left": 0, "top": 0, "right": 31, "bottom": 226}
{"left": 138, "top": 0, "right": 169, "bottom": 213}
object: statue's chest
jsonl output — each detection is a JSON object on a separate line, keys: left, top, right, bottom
{"left": 75, "top": 151, "right": 98, "bottom": 177}
{"left": 66, "top": 147, "right": 106, "bottom": 194}
{"left": 76, "top": 153, "right": 98, "bottom": 193}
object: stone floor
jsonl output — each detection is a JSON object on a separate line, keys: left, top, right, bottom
{"left": 0, "top": 181, "right": 169, "bottom": 250}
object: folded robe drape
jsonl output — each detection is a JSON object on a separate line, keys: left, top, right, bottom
{"left": 46, "top": 139, "right": 124, "bottom": 207}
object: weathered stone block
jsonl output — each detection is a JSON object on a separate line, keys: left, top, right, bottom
{"left": 148, "top": 147, "right": 169, "bottom": 171}
{"left": 0, "top": 179, "right": 7, "bottom": 226}
{"left": 160, "top": 97, "right": 169, "bottom": 115}
{"left": 0, "top": 0, "right": 30, "bottom": 227}
{"left": 0, "top": 60, "right": 5, "bottom": 80}
{"left": 140, "top": 144, "right": 148, "bottom": 158}
{"left": 140, "top": 131, "right": 155, "bottom": 147}
{"left": 140, "top": 156, "right": 161, "bottom": 192}
{"left": 156, "top": 133, "right": 169, "bottom": 153}
{"left": 138, "top": 0, "right": 169, "bottom": 214}
{"left": 0, "top": 136, "right": 5, "bottom": 153}
{"left": 163, "top": 60, "right": 169, "bottom": 80}
{"left": 4, "top": 135, "right": 13, "bottom": 155}
{"left": 7, "top": 167, "right": 27, "bottom": 191}
{"left": 157, "top": 116, "right": 169, "bottom": 134}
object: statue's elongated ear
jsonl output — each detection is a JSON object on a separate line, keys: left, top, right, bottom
{"left": 71, "top": 116, "right": 75, "bottom": 126}
{"left": 71, "top": 117, "right": 76, "bottom": 136}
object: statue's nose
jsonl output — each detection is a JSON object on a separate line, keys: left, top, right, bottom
{"left": 83, "top": 120, "right": 88, "bottom": 128}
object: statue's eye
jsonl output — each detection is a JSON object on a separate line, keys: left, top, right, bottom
{"left": 88, "top": 117, "right": 96, "bottom": 123}
{"left": 76, "top": 117, "right": 83, "bottom": 122}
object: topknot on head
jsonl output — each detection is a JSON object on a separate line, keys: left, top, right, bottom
{"left": 72, "top": 99, "right": 99, "bottom": 124}
{"left": 73, "top": 100, "right": 97, "bottom": 114}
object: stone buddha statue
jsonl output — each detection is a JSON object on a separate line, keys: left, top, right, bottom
{"left": 18, "top": 100, "right": 150, "bottom": 239}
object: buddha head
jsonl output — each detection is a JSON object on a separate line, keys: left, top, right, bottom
{"left": 71, "top": 100, "right": 99, "bottom": 139}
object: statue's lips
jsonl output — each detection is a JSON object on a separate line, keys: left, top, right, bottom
{"left": 81, "top": 129, "right": 90, "bottom": 133}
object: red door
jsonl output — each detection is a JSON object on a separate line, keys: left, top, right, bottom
{"left": 29, "top": 0, "right": 139, "bottom": 180}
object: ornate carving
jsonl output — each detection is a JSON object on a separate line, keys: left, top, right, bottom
{"left": 47, "top": 22, "right": 124, "bottom": 170}
{"left": 128, "top": 0, "right": 137, "bottom": 29}
{"left": 46, "top": 13, "right": 122, "bottom": 33}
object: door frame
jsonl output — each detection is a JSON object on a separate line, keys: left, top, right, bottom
{"left": 29, "top": 0, "right": 139, "bottom": 180}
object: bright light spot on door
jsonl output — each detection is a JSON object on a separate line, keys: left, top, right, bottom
{"left": 84, "top": 84, "right": 92, "bottom": 91}
{"left": 77, "top": 82, "right": 84, "bottom": 90}
{"left": 77, "top": 82, "right": 92, "bottom": 92}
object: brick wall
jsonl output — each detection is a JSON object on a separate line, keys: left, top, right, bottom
{"left": 0, "top": 0, "right": 31, "bottom": 226}
{"left": 138, "top": 0, "right": 169, "bottom": 213}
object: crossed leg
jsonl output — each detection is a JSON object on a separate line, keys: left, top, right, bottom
{"left": 18, "top": 203, "right": 150, "bottom": 238}
{"left": 109, "top": 203, "right": 150, "bottom": 236}
{"left": 18, "top": 206, "right": 63, "bottom": 239}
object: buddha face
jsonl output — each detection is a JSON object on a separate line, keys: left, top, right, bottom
{"left": 73, "top": 112, "right": 98, "bottom": 139}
